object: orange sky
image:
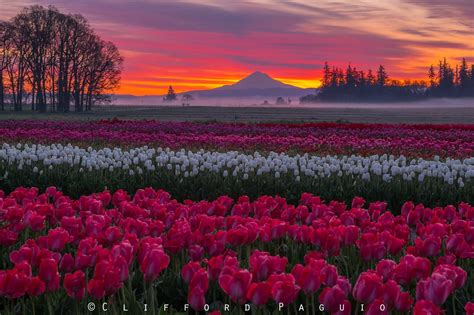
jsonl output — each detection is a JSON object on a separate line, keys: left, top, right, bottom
{"left": 2, "top": 0, "right": 473, "bottom": 95}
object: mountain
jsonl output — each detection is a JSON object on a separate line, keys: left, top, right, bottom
{"left": 184, "top": 71, "right": 314, "bottom": 98}
{"left": 113, "top": 71, "right": 316, "bottom": 105}
{"left": 222, "top": 71, "right": 293, "bottom": 89}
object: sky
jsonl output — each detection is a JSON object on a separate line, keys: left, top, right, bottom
{"left": 1, "top": 0, "right": 473, "bottom": 95}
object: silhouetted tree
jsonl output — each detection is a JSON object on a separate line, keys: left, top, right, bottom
{"left": 345, "top": 64, "right": 356, "bottom": 91}
{"left": 321, "top": 62, "right": 331, "bottom": 88}
{"left": 0, "top": 21, "right": 9, "bottom": 111}
{"left": 427, "top": 57, "right": 473, "bottom": 97}
{"left": 275, "top": 96, "right": 285, "bottom": 105}
{"left": 428, "top": 65, "right": 436, "bottom": 88}
{"left": 316, "top": 62, "right": 427, "bottom": 102}
{"left": 0, "top": 6, "right": 122, "bottom": 112}
{"left": 164, "top": 85, "right": 176, "bottom": 101}
{"left": 459, "top": 58, "right": 469, "bottom": 92}
{"left": 367, "top": 69, "right": 375, "bottom": 87}
{"left": 182, "top": 93, "right": 193, "bottom": 101}
{"left": 376, "top": 65, "right": 388, "bottom": 87}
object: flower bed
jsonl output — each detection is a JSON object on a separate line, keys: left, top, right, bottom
{"left": 0, "top": 143, "right": 472, "bottom": 209}
{"left": 0, "top": 187, "right": 472, "bottom": 314}
{"left": 0, "top": 120, "right": 473, "bottom": 158}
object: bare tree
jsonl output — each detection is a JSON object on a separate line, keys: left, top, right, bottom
{"left": 0, "top": 6, "right": 123, "bottom": 113}
{"left": 0, "top": 21, "right": 9, "bottom": 111}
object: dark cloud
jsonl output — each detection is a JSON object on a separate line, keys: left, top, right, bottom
{"left": 52, "top": 0, "right": 311, "bottom": 35}
{"left": 398, "top": 28, "right": 431, "bottom": 37}
{"left": 404, "top": 0, "right": 474, "bottom": 22}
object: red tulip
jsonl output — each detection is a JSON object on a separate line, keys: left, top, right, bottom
{"left": 139, "top": 247, "right": 170, "bottom": 282}
{"left": 249, "top": 251, "right": 287, "bottom": 281}
{"left": 446, "top": 233, "right": 474, "bottom": 258}
{"left": 47, "top": 227, "right": 71, "bottom": 252}
{"left": 304, "top": 251, "right": 325, "bottom": 264}
{"left": 380, "top": 279, "right": 399, "bottom": 310}
{"left": 375, "top": 259, "right": 396, "bottom": 282}
{"left": 394, "top": 291, "right": 413, "bottom": 312}
{"left": 189, "top": 268, "right": 209, "bottom": 293}
{"left": 188, "top": 286, "right": 206, "bottom": 311}
{"left": 340, "top": 225, "right": 360, "bottom": 245}
{"left": 365, "top": 299, "right": 388, "bottom": 315}
{"left": 318, "top": 286, "right": 346, "bottom": 313}
{"left": 9, "top": 241, "right": 38, "bottom": 266}
{"left": 246, "top": 282, "right": 272, "bottom": 305}
{"left": 269, "top": 274, "right": 300, "bottom": 305}
{"left": 60, "top": 216, "right": 83, "bottom": 238}
{"left": 321, "top": 264, "right": 338, "bottom": 286}
{"left": 435, "top": 254, "right": 457, "bottom": 266}
{"left": 336, "top": 276, "right": 352, "bottom": 296}
{"left": 358, "top": 233, "right": 386, "bottom": 261}
{"left": 352, "top": 271, "right": 382, "bottom": 304}
{"left": 413, "top": 236, "right": 441, "bottom": 257}
{"left": 413, "top": 300, "right": 442, "bottom": 315}
{"left": 218, "top": 268, "right": 252, "bottom": 303}
{"left": 181, "top": 261, "right": 201, "bottom": 283}
{"left": 27, "top": 276, "right": 45, "bottom": 296}
{"left": 59, "top": 253, "right": 75, "bottom": 273}
{"left": 38, "top": 258, "right": 60, "bottom": 291}
{"left": 434, "top": 264, "right": 467, "bottom": 289}
{"left": 64, "top": 270, "right": 86, "bottom": 300}
{"left": 416, "top": 273, "right": 453, "bottom": 305}
{"left": 88, "top": 278, "right": 105, "bottom": 299}
{"left": 0, "top": 229, "right": 18, "bottom": 246}
{"left": 0, "top": 269, "right": 30, "bottom": 298}
{"left": 465, "top": 302, "right": 474, "bottom": 315}
{"left": 291, "top": 264, "right": 321, "bottom": 294}
{"left": 226, "top": 225, "right": 250, "bottom": 246}
{"left": 392, "top": 255, "right": 431, "bottom": 285}
{"left": 188, "top": 244, "right": 205, "bottom": 261}
{"left": 26, "top": 212, "right": 46, "bottom": 232}
{"left": 103, "top": 226, "right": 122, "bottom": 244}
{"left": 207, "top": 254, "right": 238, "bottom": 280}
{"left": 14, "top": 261, "right": 32, "bottom": 277}
{"left": 351, "top": 197, "right": 365, "bottom": 209}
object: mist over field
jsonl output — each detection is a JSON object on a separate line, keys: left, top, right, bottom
{"left": 112, "top": 96, "right": 474, "bottom": 109}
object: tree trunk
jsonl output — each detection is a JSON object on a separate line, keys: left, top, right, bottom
{"left": 31, "top": 85, "right": 35, "bottom": 111}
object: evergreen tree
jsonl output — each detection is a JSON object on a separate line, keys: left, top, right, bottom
{"left": 345, "top": 64, "right": 356, "bottom": 91}
{"left": 367, "top": 69, "right": 375, "bottom": 87}
{"left": 471, "top": 65, "right": 474, "bottom": 87}
{"left": 428, "top": 65, "right": 436, "bottom": 88}
{"left": 458, "top": 58, "right": 469, "bottom": 91}
{"left": 376, "top": 65, "right": 388, "bottom": 87}
{"left": 322, "top": 62, "right": 331, "bottom": 88}
{"left": 455, "top": 64, "right": 459, "bottom": 86}
{"left": 337, "top": 68, "right": 344, "bottom": 87}
{"left": 439, "top": 58, "right": 454, "bottom": 94}
{"left": 164, "top": 85, "right": 177, "bottom": 101}
{"left": 359, "top": 71, "right": 366, "bottom": 88}
{"left": 330, "top": 66, "right": 338, "bottom": 87}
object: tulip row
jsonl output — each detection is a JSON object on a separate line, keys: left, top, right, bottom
{"left": 0, "top": 187, "right": 473, "bottom": 314}
{"left": 0, "top": 143, "right": 472, "bottom": 210}
{"left": 0, "top": 120, "right": 473, "bottom": 158}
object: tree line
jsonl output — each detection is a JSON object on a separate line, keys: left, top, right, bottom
{"left": 0, "top": 6, "right": 123, "bottom": 112}
{"left": 301, "top": 58, "right": 474, "bottom": 102}
{"left": 428, "top": 58, "right": 474, "bottom": 97}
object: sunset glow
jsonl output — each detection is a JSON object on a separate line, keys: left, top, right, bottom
{"left": 1, "top": 0, "right": 473, "bottom": 95}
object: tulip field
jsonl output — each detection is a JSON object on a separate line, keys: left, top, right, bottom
{"left": 0, "top": 119, "right": 473, "bottom": 314}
